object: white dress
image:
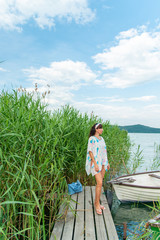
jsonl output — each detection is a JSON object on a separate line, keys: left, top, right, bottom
{"left": 85, "top": 136, "right": 108, "bottom": 176}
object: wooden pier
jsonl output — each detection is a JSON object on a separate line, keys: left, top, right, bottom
{"left": 50, "top": 186, "right": 118, "bottom": 240}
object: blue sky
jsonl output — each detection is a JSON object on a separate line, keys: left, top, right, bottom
{"left": 1, "top": 0, "right": 160, "bottom": 127}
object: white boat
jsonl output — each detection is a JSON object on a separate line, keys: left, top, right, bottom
{"left": 109, "top": 171, "right": 160, "bottom": 202}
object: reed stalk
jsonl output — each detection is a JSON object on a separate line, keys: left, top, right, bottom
{"left": 0, "top": 87, "right": 131, "bottom": 238}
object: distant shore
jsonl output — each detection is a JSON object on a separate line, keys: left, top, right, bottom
{"left": 119, "top": 124, "right": 160, "bottom": 133}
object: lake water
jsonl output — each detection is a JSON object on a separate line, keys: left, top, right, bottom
{"left": 128, "top": 133, "right": 160, "bottom": 172}
{"left": 112, "top": 133, "right": 160, "bottom": 240}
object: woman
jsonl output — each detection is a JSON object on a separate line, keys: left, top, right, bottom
{"left": 86, "top": 123, "right": 110, "bottom": 215}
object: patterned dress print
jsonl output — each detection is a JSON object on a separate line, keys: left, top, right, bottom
{"left": 85, "top": 136, "right": 108, "bottom": 176}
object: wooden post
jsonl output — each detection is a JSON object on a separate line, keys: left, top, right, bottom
{"left": 123, "top": 222, "right": 127, "bottom": 240}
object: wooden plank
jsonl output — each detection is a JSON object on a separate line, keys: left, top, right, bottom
{"left": 62, "top": 193, "right": 77, "bottom": 240}
{"left": 100, "top": 189, "right": 119, "bottom": 240}
{"left": 74, "top": 187, "right": 85, "bottom": 240}
{"left": 50, "top": 186, "right": 118, "bottom": 240}
{"left": 91, "top": 186, "right": 108, "bottom": 240}
{"left": 85, "top": 186, "right": 96, "bottom": 240}
{"left": 50, "top": 203, "right": 66, "bottom": 240}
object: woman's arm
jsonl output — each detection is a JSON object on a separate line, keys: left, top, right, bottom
{"left": 107, "top": 163, "right": 110, "bottom": 170}
{"left": 89, "top": 151, "right": 99, "bottom": 172}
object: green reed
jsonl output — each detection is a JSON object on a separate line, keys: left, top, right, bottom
{"left": 151, "top": 143, "right": 160, "bottom": 170}
{"left": 0, "top": 87, "right": 131, "bottom": 239}
{"left": 131, "top": 201, "right": 160, "bottom": 240}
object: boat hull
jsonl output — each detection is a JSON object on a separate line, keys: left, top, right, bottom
{"left": 113, "top": 184, "right": 160, "bottom": 202}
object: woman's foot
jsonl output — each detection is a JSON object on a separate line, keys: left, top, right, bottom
{"left": 95, "top": 208, "right": 102, "bottom": 215}
{"left": 100, "top": 205, "right": 106, "bottom": 210}
{"left": 94, "top": 203, "right": 102, "bottom": 215}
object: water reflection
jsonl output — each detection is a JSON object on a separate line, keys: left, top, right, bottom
{"left": 111, "top": 195, "right": 156, "bottom": 239}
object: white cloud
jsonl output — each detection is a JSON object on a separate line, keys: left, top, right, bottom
{"left": 85, "top": 95, "right": 156, "bottom": 103}
{"left": 0, "top": 67, "right": 7, "bottom": 72}
{"left": 144, "top": 104, "right": 160, "bottom": 113}
{"left": 129, "top": 96, "right": 156, "bottom": 102}
{"left": 23, "top": 60, "right": 160, "bottom": 127}
{"left": 0, "top": 0, "right": 95, "bottom": 31}
{"left": 116, "top": 28, "right": 138, "bottom": 39}
{"left": 24, "top": 60, "right": 97, "bottom": 86}
{"left": 72, "top": 101, "right": 160, "bottom": 128}
{"left": 24, "top": 59, "right": 97, "bottom": 106}
{"left": 72, "top": 101, "right": 139, "bottom": 124}
{"left": 93, "top": 26, "right": 160, "bottom": 88}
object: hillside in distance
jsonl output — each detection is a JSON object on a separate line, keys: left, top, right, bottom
{"left": 119, "top": 124, "right": 160, "bottom": 133}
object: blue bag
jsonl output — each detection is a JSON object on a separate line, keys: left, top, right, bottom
{"left": 68, "top": 180, "right": 83, "bottom": 195}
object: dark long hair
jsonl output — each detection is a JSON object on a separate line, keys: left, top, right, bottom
{"left": 89, "top": 123, "right": 103, "bottom": 137}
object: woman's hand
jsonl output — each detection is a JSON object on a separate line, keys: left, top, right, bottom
{"left": 107, "top": 163, "right": 110, "bottom": 170}
{"left": 95, "top": 163, "right": 99, "bottom": 172}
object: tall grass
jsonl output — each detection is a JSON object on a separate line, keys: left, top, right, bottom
{"left": 131, "top": 201, "right": 160, "bottom": 240}
{"left": 151, "top": 143, "right": 160, "bottom": 170}
{"left": 0, "top": 87, "right": 131, "bottom": 239}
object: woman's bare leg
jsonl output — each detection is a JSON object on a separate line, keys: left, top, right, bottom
{"left": 101, "top": 165, "right": 105, "bottom": 180}
{"left": 94, "top": 172, "right": 103, "bottom": 210}
{"left": 100, "top": 165, "right": 106, "bottom": 209}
